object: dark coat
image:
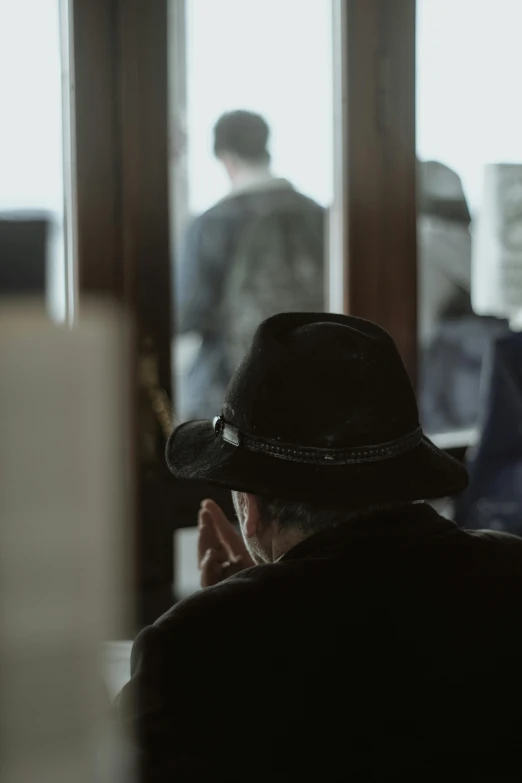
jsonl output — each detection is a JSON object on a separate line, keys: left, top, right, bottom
{"left": 118, "top": 504, "right": 522, "bottom": 781}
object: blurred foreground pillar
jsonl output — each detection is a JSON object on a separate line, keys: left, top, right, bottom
{"left": 0, "top": 302, "right": 132, "bottom": 783}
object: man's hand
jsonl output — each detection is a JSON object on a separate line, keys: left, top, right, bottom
{"left": 197, "top": 499, "right": 255, "bottom": 588}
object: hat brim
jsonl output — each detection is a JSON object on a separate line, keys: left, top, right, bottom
{"left": 166, "top": 420, "right": 469, "bottom": 502}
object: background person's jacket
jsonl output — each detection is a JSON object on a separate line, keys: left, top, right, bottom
{"left": 118, "top": 503, "right": 522, "bottom": 781}
{"left": 457, "top": 331, "right": 522, "bottom": 536}
{"left": 176, "top": 181, "right": 324, "bottom": 421}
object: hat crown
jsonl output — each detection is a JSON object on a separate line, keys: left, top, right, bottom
{"left": 222, "top": 313, "right": 419, "bottom": 449}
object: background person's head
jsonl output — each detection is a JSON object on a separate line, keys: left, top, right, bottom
{"left": 213, "top": 110, "right": 271, "bottom": 185}
{"left": 418, "top": 160, "right": 471, "bottom": 225}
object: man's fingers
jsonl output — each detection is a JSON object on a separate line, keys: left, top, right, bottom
{"left": 200, "top": 547, "right": 248, "bottom": 588}
{"left": 198, "top": 507, "right": 227, "bottom": 566}
{"left": 200, "top": 548, "right": 225, "bottom": 588}
{"left": 198, "top": 499, "right": 256, "bottom": 575}
{"left": 201, "top": 498, "right": 250, "bottom": 560}
{"left": 197, "top": 506, "right": 219, "bottom": 559}
{"left": 201, "top": 498, "right": 230, "bottom": 528}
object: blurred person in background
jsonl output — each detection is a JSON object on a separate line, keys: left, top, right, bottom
{"left": 176, "top": 110, "right": 324, "bottom": 421}
{"left": 418, "top": 160, "right": 508, "bottom": 432}
{"left": 418, "top": 160, "right": 473, "bottom": 345}
{"left": 119, "top": 313, "right": 522, "bottom": 781}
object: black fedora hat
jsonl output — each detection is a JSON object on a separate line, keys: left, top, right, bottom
{"left": 167, "top": 313, "right": 468, "bottom": 501}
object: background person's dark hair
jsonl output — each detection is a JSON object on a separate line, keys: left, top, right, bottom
{"left": 418, "top": 160, "right": 471, "bottom": 226}
{"left": 213, "top": 110, "right": 270, "bottom": 164}
{"left": 256, "top": 495, "right": 412, "bottom": 536}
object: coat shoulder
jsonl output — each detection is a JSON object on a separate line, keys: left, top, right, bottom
{"left": 153, "top": 565, "right": 269, "bottom": 633}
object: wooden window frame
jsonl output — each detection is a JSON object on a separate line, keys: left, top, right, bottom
{"left": 338, "top": 0, "right": 417, "bottom": 381}
{"left": 72, "top": 0, "right": 175, "bottom": 629}
{"left": 71, "top": 0, "right": 417, "bottom": 628}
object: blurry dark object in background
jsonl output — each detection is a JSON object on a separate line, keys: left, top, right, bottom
{"left": 420, "top": 315, "right": 509, "bottom": 433}
{"left": 456, "top": 331, "right": 522, "bottom": 535}
{"left": 0, "top": 213, "right": 48, "bottom": 296}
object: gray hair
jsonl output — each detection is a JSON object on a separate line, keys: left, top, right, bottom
{"left": 256, "top": 495, "right": 412, "bottom": 536}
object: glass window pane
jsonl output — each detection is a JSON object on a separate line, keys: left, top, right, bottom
{"left": 0, "top": 0, "right": 67, "bottom": 320}
{"left": 416, "top": 0, "right": 522, "bottom": 437}
{"left": 170, "top": 0, "right": 334, "bottom": 422}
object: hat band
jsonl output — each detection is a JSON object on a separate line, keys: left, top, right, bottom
{"left": 212, "top": 416, "right": 423, "bottom": 466}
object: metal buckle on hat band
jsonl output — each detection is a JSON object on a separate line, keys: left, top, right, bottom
{"left": 213, "top": 416, "right": 241, "bottom": 447}
{"left": 222, "top": 424, "right": 240, "bottom": 447}
{"left": 213, "top": 415, "right": 423, "bottom": 465}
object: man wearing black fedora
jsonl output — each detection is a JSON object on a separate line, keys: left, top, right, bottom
{"left": 119, "top": 313, "right": 522, "bottom": 781}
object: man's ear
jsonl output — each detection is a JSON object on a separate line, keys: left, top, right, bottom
{"left": 244, "top": 493, "right": 262, "bottom": 540}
